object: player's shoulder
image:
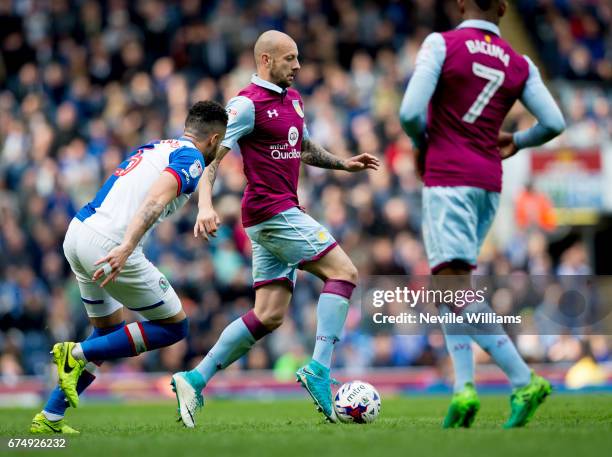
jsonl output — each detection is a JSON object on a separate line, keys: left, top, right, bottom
{"left": 439, "top": 27, "right": 467, "bottom": 41}
{"left": 520, "top": 53, "right": 537, "bottom": 71}
{"left": 135, "top": 139, "right": 169, "bottom": 159}
{"left": 170, "top": 143, "right": 201, "bottom": 160}
{"left": 502, "top": 41, "right": 531, "bottom": 76}
{"left": 148, "top": 138, "right": 200, "bottom": 163}
{"left": 489, "top": 35, "right": 531, "bottom": 73}
{"left": 419, "top": 32, "right": 447, "bottom": 55}
{"left": 225, "top": 95, "right": 255, "bottom": 127}
{"left": 227, "top": 94, "right": 255, "bottom": 110}
{"left": 286, "top": 87, "right": 302, "bottom": 100}
{"left": 496, "top": 36, "right": 529, "bottom": 62}
{"left": 167, "top": 142, "right": 204, "bottom": 175}
{"left": 147, "top": 138, "right": 187, "bottom": 154}
{"left": 237, "top": 83, "right": 265, "bottom": 100}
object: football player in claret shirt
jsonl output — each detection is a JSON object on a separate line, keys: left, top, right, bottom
{"left": 30, "top": 101, "right": 228, "bottom": 434}
{"left": 171, "top": 30, "right": 380, "bottom": 427}
{"left": 399, "top": 0, "right": 565, "bottom": 428}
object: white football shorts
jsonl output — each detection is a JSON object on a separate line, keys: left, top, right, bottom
{"left": 62, "top": 218, "right": 182, "bottom": 320}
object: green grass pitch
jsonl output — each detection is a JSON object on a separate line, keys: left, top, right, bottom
{"left": 1, "top": 394, "right": 611, "bottom": 457}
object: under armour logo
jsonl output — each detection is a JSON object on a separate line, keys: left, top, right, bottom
{"left": 267, "top": 109, "right": 279, "bottom": 118}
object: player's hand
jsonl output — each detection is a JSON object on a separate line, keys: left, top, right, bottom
{"left": 342, "top": 153, "right": 381, "bottom": 172}
{"left": 194, "top": 206, "right": 221, "bottom": 240}
{"left": 92, "top": 244, "right": 132, "bottom": 287}
{"left": 498, "top": 131, "right": 519, "bottom": 160}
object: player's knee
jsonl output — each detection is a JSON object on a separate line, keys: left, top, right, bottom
{"left": 134, "top": 318, "right": 189, "bottom": 353}
{"left": 177, "top": 318, "right": 189, "bottom": 339}
{"left": 333, "top": 261, "right": 358, "bottom": 285}
{"left": 262, "top": 312, "right": 284, "bottom": 331}
{"left": 346, "top": 263, "right": 359, "bottom": 284}
{"left": 257, "top": 307, "right": 284, "bottom": 330}
{"left": 166, "top": 318, "right": 189, "bottom": 343}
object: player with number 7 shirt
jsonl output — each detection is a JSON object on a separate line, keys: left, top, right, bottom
{"left": 399, "top": 0, "right": 565, "bottom": 429}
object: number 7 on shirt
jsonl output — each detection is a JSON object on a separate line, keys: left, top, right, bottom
{"left": 462, "top": 62, "right": 505, "bottom": 124}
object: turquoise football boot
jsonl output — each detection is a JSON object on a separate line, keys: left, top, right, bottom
{"left": 296, "top": 360, "right": 339, "bottom": 423}
{"left": 171, "top": 371, "right": 204, "bottom": 428}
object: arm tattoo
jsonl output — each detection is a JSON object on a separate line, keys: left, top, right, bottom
{"left": 203, "top": 146, "right": 229, "bottom": 189}
{"left": 301, "top": 139, "right": 346, "bottom": 170}
{"left": 125, "top": 200, "right": 165, "bottom": 248}
{"left": 206, "top": 160, "right": 220, "bottom": 187}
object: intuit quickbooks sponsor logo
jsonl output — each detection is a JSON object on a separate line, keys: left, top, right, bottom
{"left": 271, "top": 150, "right": 301, "bottom": 159}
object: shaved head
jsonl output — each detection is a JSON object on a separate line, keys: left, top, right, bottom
{"left": 254, "top": 30, "right": 296, "bottom": 61}
{"left": 253, "top": 30, "right": 300, "bottom": 88}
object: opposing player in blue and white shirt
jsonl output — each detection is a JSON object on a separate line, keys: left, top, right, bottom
{"left": 30, "top": 101, "right": 228, "bottom": 434}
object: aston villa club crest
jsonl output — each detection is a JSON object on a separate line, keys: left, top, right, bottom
{"left": 292, "top": 99, "right": 304, "bottom": 118}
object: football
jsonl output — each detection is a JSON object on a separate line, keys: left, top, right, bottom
{"left": 333, "top": 381, "right": 381, "bottom": 424}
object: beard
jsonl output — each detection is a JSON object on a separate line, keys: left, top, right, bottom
{"left": 270, "top": 66, "right": 293, "bottom": 88}
{"left": 203, "top": 142, "right": 219, "bottom": 165}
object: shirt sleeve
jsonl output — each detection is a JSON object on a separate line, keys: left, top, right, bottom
{"left": 398, "top": 32, "right": 446, "bottom": 151}
{"left": 513, "top": 57, "right": 566, "bottom": 149}
{"left": 165, "top": 147, "right": 204, "bottom": 195}
{"left": 220, "top": 96, "right": 255, "bottom": 150}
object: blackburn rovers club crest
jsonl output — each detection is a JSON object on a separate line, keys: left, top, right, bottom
{"left": 159, "top": 276, "right": 169, "bottom": 292}
{"left": 292, "top": 99, "right": 304, "bottom": 118}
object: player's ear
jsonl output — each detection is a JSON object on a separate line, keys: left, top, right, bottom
{"left": 208, "top": 133, "right": 219, "bottom": 147}
{"left": 262, "top": 52, "right": 272, "bottom": 69}
{"left": 498, "top": 1, "right": 507, "bottom": 18}
{"left": 209, "top": 131, "right": 224, "bottom": 149}
{"left": 457, "top": 0, "right": 465, "bottom": 15}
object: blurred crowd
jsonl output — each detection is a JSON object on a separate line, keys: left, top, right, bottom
{"left": 0, "top": 0, "right": 610, "bottom": 382}
{"left": 518, "top": 0, "right": 611, "bottom": 82}
{"left": 516, "top": 0, "right": 611, "bottom": 148}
